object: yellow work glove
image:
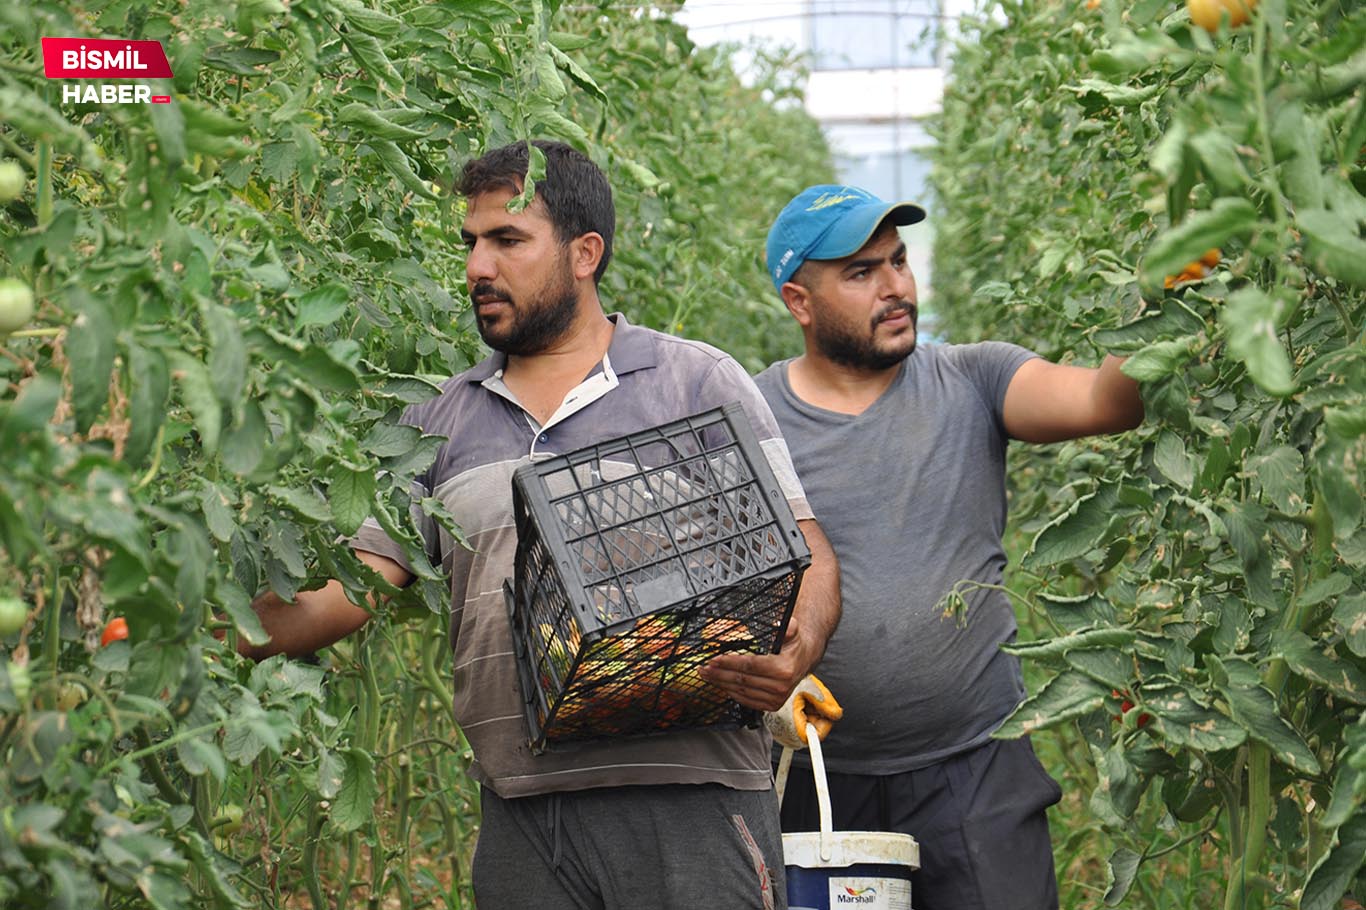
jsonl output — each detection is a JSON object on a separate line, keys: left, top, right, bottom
{"left": 764, "top": 674, "right": 843, "bottom": 750}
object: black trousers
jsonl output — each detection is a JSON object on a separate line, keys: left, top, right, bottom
{"left": 778, "top": 736, "right": 1061, "bottom": 910}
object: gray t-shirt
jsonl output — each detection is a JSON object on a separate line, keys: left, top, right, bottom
{"left": 755, "top": 341, "right": 1038, "bottom": 774}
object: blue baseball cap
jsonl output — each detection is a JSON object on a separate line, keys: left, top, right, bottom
{"left": 765, "top": 185, "right": 926, "bottom": 293}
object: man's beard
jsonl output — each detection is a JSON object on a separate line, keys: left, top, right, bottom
{"left": 473, "top": 259, "right": 579, "bottom": 356}
{"left": 812, "top": 299, "right": 917, "bottom": 370}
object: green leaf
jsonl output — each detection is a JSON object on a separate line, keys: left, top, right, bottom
{"left": 330, "top": 464, "right": 375, "bottom": 536}
{"left": 185, "top": 831, "right": 251, "bottom": 908}
{"left": 1023, "top": 486, "right": 1117, "bottom": 567}
{"left": 372, "top": 373, "right": 443, "bottom": 404}
{"left": 220, "top": 401, "right": 268, "bottom": 476}
{"left": 1301, "top": 573, "right": 1352, "bottom": 608}
{"left": 369, "top": 139, "right": 438, "bottom": 200}
{"left": 149, "top": 96, "right": 188, "bottom": 169}
{"left": 1247, "top": 445, "right": 1304, "bottom": 511}
{"left": 1298, "top": 208, "right": 1366, "bottom": 289}
{"left": 222, "top": 693, "right": 290, "bottom": 764}
{"left": 65, "top": 294, "right": 117, "bottom": 433}
{"left": 1063, "top": 648, "right": 1133, "bottom": 691}
{"left": 168, "top": 351, "right": 222, "bottom": 453}
{"left": 296, "top": 283, "right": 352, "bottom": 329}
{"left": 994, "top": 670, "right": 1110, "bottom": 737}
{"left": 316, "top": 747, "right": 345, "bottom": 800}
{"left": 1333, "top": 593, "right": 1366, "bottom": 658}
{"left": 1103, "top": 847, "right": 1141, "bottom": 906}
{"left": 337, "top": 103, "right": 429, "bottom": 142}
{"left": 1003, "top": 628, "right": 1136, "bottom": 660}
{"left": 1210, "top": 657, "right": 1320, "bottom": 774}
{"left": 1189, "top": 129, "right": 1250, "bottom": 194}
{"left": 1071, "top": 78, "right": 1163, "bottom": 107}
{"left": 267, "top": 485, "right": 332, "bottom": 524}
{"left": 1121, "top": 338, "right": 1194, "bottom": 382}
{"left": 1153, "top": 431, "right": 1195, "bottom": 489}
{"left": 332, "top": 748, "right": 378, "bottom": 832}
{"left": 333, "top": 0, "right": 405, "bottom": 36}
{"left": 342, "top": 32, "right": 403, "bottom": 94}
{"left": 1301, "top": 812, "right": 1366, "bottom": 910}
{"left": 1149, "top": 688, "right": 1246, "bottom": 752}
{"left": 548, "top": 44, "right": 607, "bottom": 102}
{"left": 215, "top": 577, "right": 270, "bottom": 646}
{"left": 1274, "top": 630, "right": 1366, "bottom": 705}
{"left": 1092, "top": 299, "right": 1205, "bottom": 350}
{"left": 202, "top": 45, "right": 281, "bottom": 75}
{"left": 177, "top": 736, "right": 228, "bottom": 781}
{"left": 204, "top": 305, "right": 247, "bottom": 406}
{"left": 287, "top": 346, "right": 362, "bottom": 392}
{"left": 361, "top": 421, "right": 421, "bottom": 458}
{"left": 124, "top": 343, "right": 170, "bottom": 468}
{"left": 1139, "top": 198, "right": 1259, "bottom": 290}
{"left": 1221, "top": 288, "right": 1295, "bottom": 396}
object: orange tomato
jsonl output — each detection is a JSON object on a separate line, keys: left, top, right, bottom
{"left": 1187, "top": 0, "right": 1255, "bottom": 32}
{"left": 101, "top": 617, "right": 129, "bottom": 647}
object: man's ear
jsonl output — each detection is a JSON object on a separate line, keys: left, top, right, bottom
{"left": 569, "top": 233, "right": 605, "bottom": 281}
{"left": 780, "top": 281, "right": 814, "bottom": 328}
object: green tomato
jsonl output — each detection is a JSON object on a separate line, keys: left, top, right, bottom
{"left": 7, "top": 663, "right": 30, "bottom": 702}
{"left": 214, "top": 803, "right": 245, "bottom": 836}
{"left": 0, "top": 597, "right": 26, "bottom": 636}
{"left": 0, "top": 278, "right": 35, "bottom": 335}
{"left": 0, "top": 161, "right": 24, "bottom": 202}
{"left": 56, "top": 681, "right": 88, "bottom": 711}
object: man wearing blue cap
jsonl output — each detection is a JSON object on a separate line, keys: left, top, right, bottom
{"left": 754, "top": 185, "right": 1144, "bottom": 910}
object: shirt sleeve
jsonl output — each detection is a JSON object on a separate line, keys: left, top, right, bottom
{"left": 953, "top": 341, "right": 1040, "bottom": 419}
{"left": 695, "top": 354, "right": 813, "bottom": 522}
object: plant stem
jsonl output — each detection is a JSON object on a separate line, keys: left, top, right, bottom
{"left": 35, "top": 141, "right": 53, "bottom": 229}
{"left": 97, "top": 721, "right": 223, "bottom": 776}
{"left": 4, "top": 327, "right": 64, "bottom": 339}
{"left": 1224, "top": 742, "right": 1271, "bottom": 910}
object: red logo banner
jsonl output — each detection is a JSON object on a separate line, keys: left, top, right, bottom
{"left": 41, "top": 38, "right": 174, "bottom": 79}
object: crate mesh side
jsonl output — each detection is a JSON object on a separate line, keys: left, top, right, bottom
{"left": 542, "top": 571, "right": 801, "bottom": 744}
{"left": 514, "top": 529, "right": 581, "bottom": 734}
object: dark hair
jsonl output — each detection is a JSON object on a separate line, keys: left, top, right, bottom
{"left": 457, "top": 140, "right": 615, "bottom": 285}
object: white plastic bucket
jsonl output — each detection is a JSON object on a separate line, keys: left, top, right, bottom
{"left": 780, "top": 725, "right": 920, "bottom": 910}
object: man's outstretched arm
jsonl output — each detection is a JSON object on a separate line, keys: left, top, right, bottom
{"left": 1003, "top": 354, "right": 1144, "bottom": 444}
{"left": 240, "top": 549, "right": 413, "bottom": 661}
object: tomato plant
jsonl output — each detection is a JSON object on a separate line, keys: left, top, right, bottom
{"left": 933, "top": 0, "right": 1365, "bottom": 906}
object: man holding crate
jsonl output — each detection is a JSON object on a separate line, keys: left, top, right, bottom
{"left": 755, "top": 185, "right": 1144, "bottom": 910}
{"left": 241, "top": 141, "right": 841, "bottom": 909}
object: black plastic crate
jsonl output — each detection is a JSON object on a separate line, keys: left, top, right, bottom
{"left": 507, "top": 402, "right": 811, "bottom": 752}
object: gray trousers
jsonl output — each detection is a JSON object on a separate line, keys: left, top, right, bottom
{"left": 473, "top": 783, "right": 786, "bottom": 909}
{"left": 778, "top": 736, "right": 1062, "bottom": 910}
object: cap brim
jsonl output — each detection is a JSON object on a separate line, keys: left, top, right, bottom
{"left": 807, "top": 201, "right": 926, "bottom": 262}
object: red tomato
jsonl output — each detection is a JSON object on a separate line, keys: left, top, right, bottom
{"left": 101, "top": 617, "right": 129, "bottom": 647}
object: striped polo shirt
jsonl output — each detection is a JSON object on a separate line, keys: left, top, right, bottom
{"left": 351, "top": 314, "right": 812, "bottom": 797}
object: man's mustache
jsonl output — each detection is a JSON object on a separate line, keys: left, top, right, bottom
{"left": 873, "top": 301, "right": 915, "bottom": 326}
{"left": 471, "top": 282, "right": 512, "bottom": 304}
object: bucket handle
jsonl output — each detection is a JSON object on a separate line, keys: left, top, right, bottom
{"left": 773, "top": 724, "right": 834, "bottom": 862}
{"left": 805, "top": 722, "right": 834, "bottom": 862}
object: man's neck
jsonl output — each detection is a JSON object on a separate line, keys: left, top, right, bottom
{"left": 503, "top": 298, "right": 615, "bottom": 424}
{"left": 786, "top": 351, "right": 904, "bottom": 417}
